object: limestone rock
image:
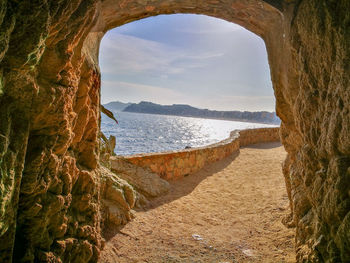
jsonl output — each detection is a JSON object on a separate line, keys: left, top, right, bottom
{"left": 110, "top": 157, "right": 170, "bottom": 199}
{"left": 100, "top": 166, "right": 136, "bottom": 227}
{"left": 100, "top": 162, "right": 168, "bottom": 229}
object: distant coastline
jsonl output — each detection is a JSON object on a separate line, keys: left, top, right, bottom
{"left": 103, "top": 100, "right": 280, "bottom": 125}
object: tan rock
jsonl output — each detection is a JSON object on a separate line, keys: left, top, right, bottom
{"left": 100, "top": 166, "right": 136, "bottom": 227}
{"left": 110, "top": 157, "right": 170, "bottom": 198}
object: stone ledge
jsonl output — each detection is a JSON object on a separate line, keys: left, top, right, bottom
{"left": 110, "top": 127, "right": 280, "bottom": 180}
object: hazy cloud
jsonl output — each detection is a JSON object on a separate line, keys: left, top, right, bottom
{"left": 100, "top": 33, "right": 226, "bottom": 75}
{"left": 100, "top": 14, "right": 275, "bottom": 111}
{"left": 102, "top": 80, "right": 184, "bottom": 104}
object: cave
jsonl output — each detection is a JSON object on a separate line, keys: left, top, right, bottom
{"left": 0, "top": 0, "right": 349, "bottom": 262}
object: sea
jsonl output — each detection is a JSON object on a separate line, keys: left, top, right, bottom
{"left": 101, "top": 111, "right": 278, "bottom": 156}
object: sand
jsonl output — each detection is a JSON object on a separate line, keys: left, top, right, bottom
{"left": 100, "top": 142, "right": 295, "bottom": 263}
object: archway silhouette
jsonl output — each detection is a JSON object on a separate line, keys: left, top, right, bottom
{"left": 93, "top": 3, "right": 292, "bottom": 262}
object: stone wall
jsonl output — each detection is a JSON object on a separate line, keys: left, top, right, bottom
{"left": 239, "top": 127, "right": 280, "bottom": 147}
{"left": 114, "top": 128, "right": 280, "bottom": 180}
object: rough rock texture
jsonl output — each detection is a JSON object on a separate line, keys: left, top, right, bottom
{"left": 110, "top": 158, "right": 170, "bottom": 201}
{"left": 283, "top": 1, "right": 350, "bottom": 261}
{"left": 100, "top": 163, "right": 169, "bottom": 236}
{"left": 0, "top": 0, "right": 349, "bottom": 262}
{"left": 1, "top": 1, "right": 102, "bottom": 262}
{"left": 100, "top": 160, "right": 170, "bottom": 241}
{"left": 100, "top": 166, "right": 136, "bottom": 227}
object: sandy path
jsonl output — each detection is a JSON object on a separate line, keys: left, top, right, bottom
{"left": 100, "top": 142, "right": 295, "bottom": 263}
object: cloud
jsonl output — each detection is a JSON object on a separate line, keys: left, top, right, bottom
{"left": 175, "top": 20, "right": 244, "bottom": 35}
{"left": 101, "top": 80, "right": 184, "bottom": 104}
{"left": 99, "top": 14, "right": 274, "bottom": 111}
{"left": 100, "top": 34, "right": 171, "bottom": 73}
{"left": 176, "top": 27, "right": 241, "bottom": 34}
{"left": 189, "top": 95, "right": 276, "bottom": 111}
{"left": 100, "top": 33, "right": 224, "bottom": 76}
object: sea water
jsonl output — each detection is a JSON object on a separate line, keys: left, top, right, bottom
{"left": 101, "top": 111, "right": 277, "bottom": 155}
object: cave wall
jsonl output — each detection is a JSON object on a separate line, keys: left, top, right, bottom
{"left": 0, "top": 1, "right": 103, "bottom": 262}
{"left": 286, "top": 1, "right": 350, "bottom": 261}
{"left": 0, "top": 0, "right": 349, "bottom": 262}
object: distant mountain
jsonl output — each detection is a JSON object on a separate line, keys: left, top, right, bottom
{"left": 103, "top": 101, "right": 131, "bottom": 111}
{"left": 123, "top": 101, "right": 280, "bottom": 124}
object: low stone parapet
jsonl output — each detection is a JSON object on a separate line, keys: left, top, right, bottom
{"left": 110, "top": 127, "right": 280, "bottom": 180}
{"left": 239, "top": 127, "right": 280, "bottom": 146}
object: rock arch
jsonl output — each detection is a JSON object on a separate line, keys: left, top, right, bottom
{"left": 0, "top": 0, "right": 349, "bottom": 262}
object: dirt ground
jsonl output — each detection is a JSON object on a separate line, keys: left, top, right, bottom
{"left": 100, "top": 142, "right": 295, "bottom": 263}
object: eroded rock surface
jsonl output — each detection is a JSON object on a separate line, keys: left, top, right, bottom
{"left": 0, "top": 0, "right": 349, "bottom": 262}
{"left": 100, "top": 162, "right": 169, "bottom": 229}
{"left": 1, "top": 1, "right": 102, "bottom": 262}
{"left": 110, "top": 158, "right": 170, "bottom": 202}
{"left": 283, "top": 1, "right": 350, "bottom": 261}
{"left": 100, "top": 166, "right": 136, "bottom": 227}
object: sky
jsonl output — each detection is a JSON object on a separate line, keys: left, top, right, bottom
{"left": 99, "top": 14, "right": 275, "bottom": 111}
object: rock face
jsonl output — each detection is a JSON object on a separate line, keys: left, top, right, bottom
{"left": 0, "top": 0, "right": 349, "bottom": 262}
{"left": 100, "top": 166, "right": 136, "bottom": 227}
{"left": 283, "top": 2, "right": 350, "bottom": 261}
{"left": 110, "top": 158, "right": 170, "bottom": 199}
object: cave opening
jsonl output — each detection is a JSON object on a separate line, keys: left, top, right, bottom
{"left": 99, "top": 14, "right": 278, "bottom": 156}
{"left": 97, "top": 14, "right": 293, "bottom": 262}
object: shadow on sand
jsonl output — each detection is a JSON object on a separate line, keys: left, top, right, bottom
{"left": 137, "top": 150, "right": 240, "bottom": 211}
{"left": 103, "top": 150, "right": 239, "bottom": 241}
{"left": 103, "top": 141, "right": 282, "bottom": 241}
